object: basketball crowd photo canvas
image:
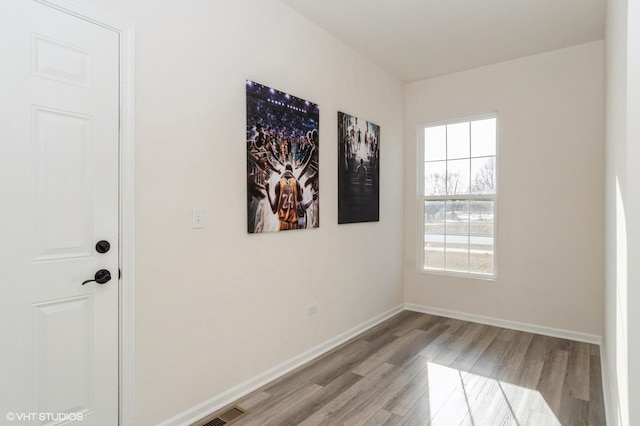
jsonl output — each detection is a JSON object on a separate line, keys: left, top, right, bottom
{"left": 246, "top": 80, "right": 319, "bottom": 233}
{"left": 338, "top": 111, "right": 380, "bottom": 224}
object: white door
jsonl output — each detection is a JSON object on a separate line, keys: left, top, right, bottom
{"left": 0, "top": 1, "right": 120, "bottom": 424}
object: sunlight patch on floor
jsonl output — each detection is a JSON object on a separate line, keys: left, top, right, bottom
{"left": 426, "top": 362, "right": 561, "bottom": 426}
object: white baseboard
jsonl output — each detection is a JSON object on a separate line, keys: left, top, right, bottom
{"left": 404, "top": 303, "right": 603, "bottom": 345}
{"left": 158, "top": 304, "right": 404, "bottom": 426}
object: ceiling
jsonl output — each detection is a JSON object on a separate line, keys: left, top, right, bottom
{"left": 280, "top": 0, "right": 606, "bottom": 82}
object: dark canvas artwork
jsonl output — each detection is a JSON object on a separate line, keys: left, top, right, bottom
{"left": 246, "top": 81, "right": 319, "bottom": 233}
{"left": 338, "top": 111, "right": 380, "bottom": 224}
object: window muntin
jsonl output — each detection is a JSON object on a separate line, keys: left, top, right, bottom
{"left": 420, "top": 116, "right": 497, "bottom": 277}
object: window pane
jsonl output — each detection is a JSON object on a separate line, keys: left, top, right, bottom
{"left": 471, "top": 118, "right": 496, "bottom": 157}
{"left": 445, "top": 200, "right": 469, "bottom": 236}
{"left": 445, "top": 240, "right": 469, "bottom": 273}
{"left": 424, "top": 235, "right": 445, "bottom": 270}
{"left": 424, "top": 201, "right": 445, "bottom": 270}
{"left": 424, "top": 125, "right": 446, "bottom": 162}
{"left": 424, "top": 200, "right": 445, "bottom": 234}
{"left": 470, "top": 250, "right": 493, "bottom": 275}
{"left": 424, "top": 160, "right": 446, "bottom": 195}
{"left": 469, "top": 200, "right": 494, "bottom": 274}
{"left": 469, "top": 201, "right": 494, "bottom": 236}
{"left": 425, "top": 239, "right": 445, "bottom": 270}
{"left": 471, "top": 157, "right": 496, "bottom": 194}
{"left": 447, "top": 122, "right": 470, "bottom": 160}
{"left": 445, "top": 200, "right": 469, "bottom": 272}
{"left": 447, "top": 159, "right": 470, "bottom": 195}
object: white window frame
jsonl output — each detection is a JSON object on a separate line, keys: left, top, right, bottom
{"left": 416, "top": 114, "right": 498, "bottom": 280}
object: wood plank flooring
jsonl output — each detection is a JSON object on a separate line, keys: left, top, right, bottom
{"left": 213, "top": 311, "right": 606, "bottom": 426}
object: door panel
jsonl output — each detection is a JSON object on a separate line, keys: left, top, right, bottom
{"left": 0, "top": 1, "right": 120, "bottom": 424}
{"left": 34, "top": 107, "right": 94, "bottom": 261}
{"left": 33, "top": 296, "right": 94, "bottom": 416}
{"left": 32, "top": 34, "right": 93, "bottom": 88}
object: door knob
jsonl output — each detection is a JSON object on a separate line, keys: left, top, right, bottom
{"left": 82, "top": 269, "right": 112, "bottom": 285}
{"left": 95, "top": 240, "right": 111, "bottom": 253}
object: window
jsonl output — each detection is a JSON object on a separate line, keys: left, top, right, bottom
{"left": 419, "top": 116, "right": 497, "bottom": 277}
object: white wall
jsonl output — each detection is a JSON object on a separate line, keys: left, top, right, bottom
{"left": 404, "top": 42, "right": 605, "bottom": 336}
{"left": 79, "top": 0, "right": 404, "bottom": 424}
{"left": 604, "top": 0, "right": 640, "bottom": 424}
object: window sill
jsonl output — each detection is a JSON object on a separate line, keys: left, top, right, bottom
{"left": 418, "top": 268, "right": 497, "bottom": 282}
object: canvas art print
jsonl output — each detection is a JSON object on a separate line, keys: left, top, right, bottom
{"left": 338, "top": 111, "right": 380, "bottom": 223}
{"left": 246, "top": 81, "right": 319, "bottom": 233}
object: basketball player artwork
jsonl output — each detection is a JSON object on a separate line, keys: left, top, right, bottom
{"left": 338, "top": 111, "right": 380, "bottom": 224}
{"left": 246, "top": 80, "right": 319, "bottom": 233}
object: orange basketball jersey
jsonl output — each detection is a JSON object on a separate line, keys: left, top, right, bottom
{"left": 277, "top": 177, "right": 298, "bottom": 225}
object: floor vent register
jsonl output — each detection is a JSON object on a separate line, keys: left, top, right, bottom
{"left": 192, "top": 406, "right": 247, "bottom": 426}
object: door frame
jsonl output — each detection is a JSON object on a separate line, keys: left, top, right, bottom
{"left": 33, "top": 0, "right": 136, "bottom": 424}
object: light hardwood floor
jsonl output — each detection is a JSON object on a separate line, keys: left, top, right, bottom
{"left": 215, "top": 311, "right": 605, "bottom": 425}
